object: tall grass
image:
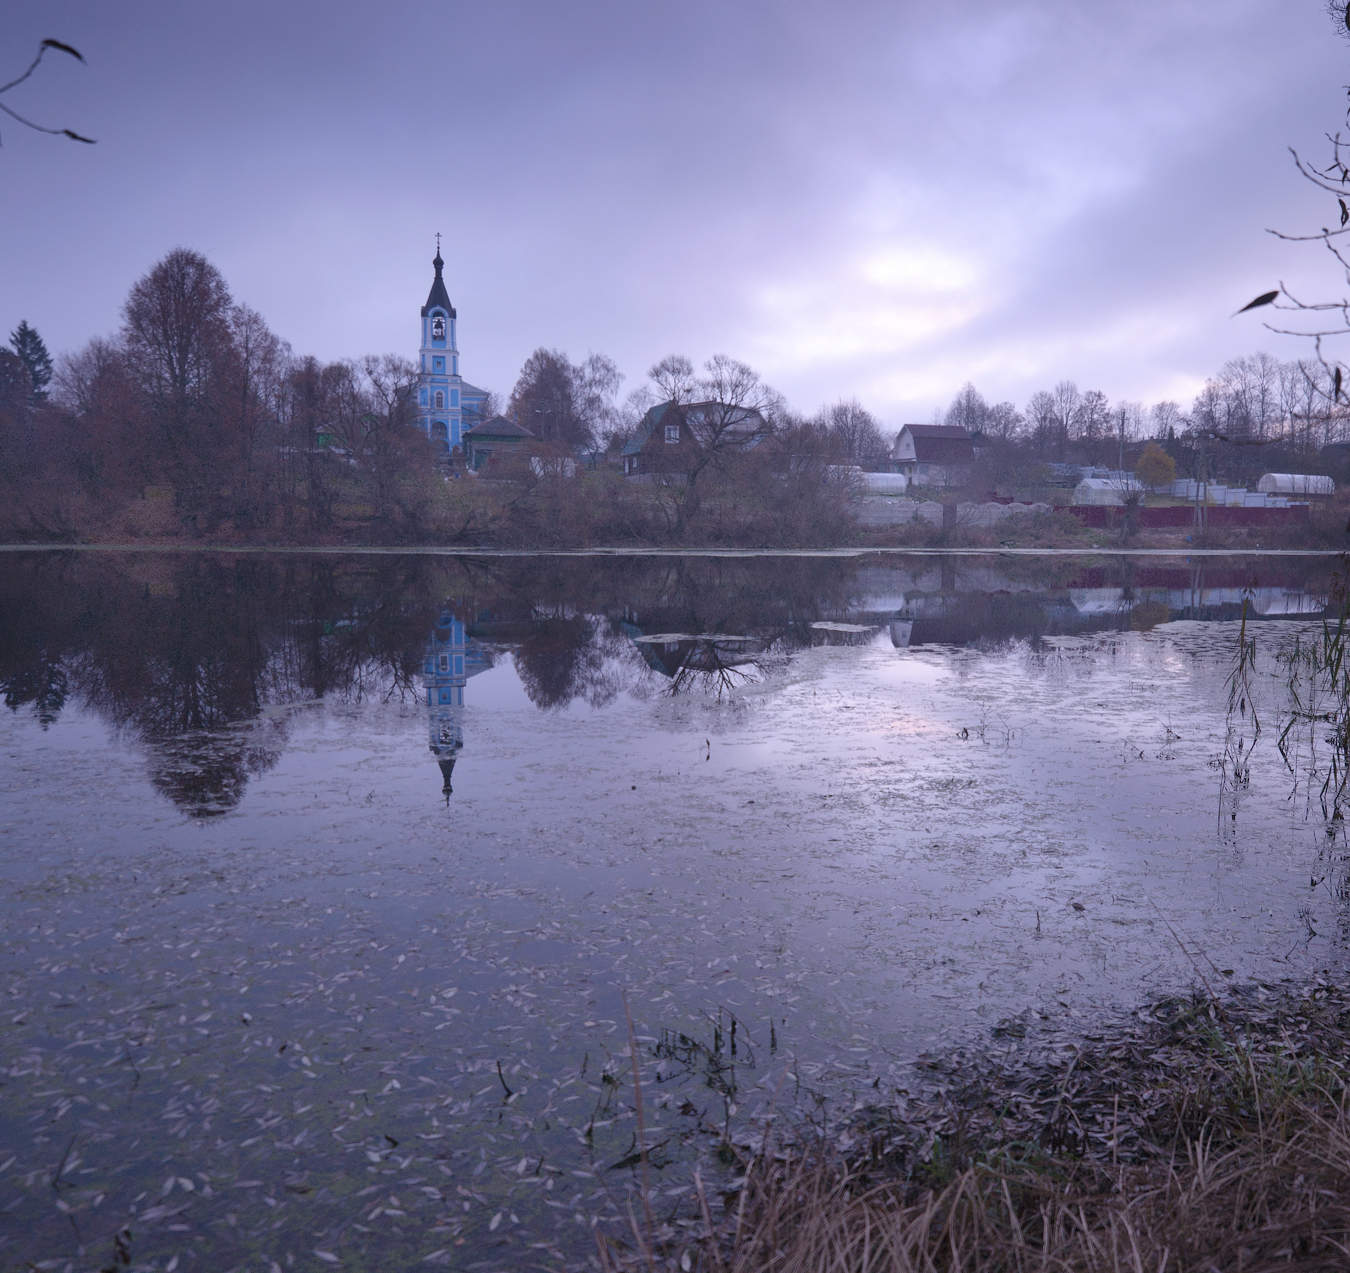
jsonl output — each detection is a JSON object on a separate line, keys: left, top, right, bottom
{"left": 1276, "top": 567, "right": 1350, "bottom": 817}
{"left": 600, "top": 984, "right": 1350, "bottom": 1272}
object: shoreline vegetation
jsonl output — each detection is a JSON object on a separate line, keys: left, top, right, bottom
{"left": 3, "top": 493, "right": 1347, "bottom": 555}
{"left": 607, "top": 976, "right": 1350, "bottom": 1272}
{"left": 6, "top": 248, "right": 1349, "bottom": 558}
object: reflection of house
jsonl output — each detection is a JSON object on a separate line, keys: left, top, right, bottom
{"left": 890, "top": 424, "right": 974, "bottom": 487}
{"left": 622, "top": 400, "right": 768, "bottom": 477}
{"left": 618, "top": 620, "right": 779, "bottom": 698}
{"left": 463, "top": 415, "right": 534, "bottom": 472}
{"left": 416, "top": 245, "right": 490, "bottom": 459}
{"left": 423, "top": 608, "right": 493, "bottom": 798}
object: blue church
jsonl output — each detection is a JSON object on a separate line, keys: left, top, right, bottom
{"left": 416, "top": 243, "right": 490, "bottom": 459}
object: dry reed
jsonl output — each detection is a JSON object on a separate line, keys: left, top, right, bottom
{"left": 601, "top": 980, "right": 1350, "bottom": 1272}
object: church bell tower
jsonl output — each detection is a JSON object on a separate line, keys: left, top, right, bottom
{"left": 417, "top": 238, "right": 464, "bottom": 458}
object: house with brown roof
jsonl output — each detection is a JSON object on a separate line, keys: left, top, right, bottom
{"left": 890, "top": 423, "right": 975, "bottom": 488}
{"left": 621, "top": 400, "right": 770, "bottom": 477}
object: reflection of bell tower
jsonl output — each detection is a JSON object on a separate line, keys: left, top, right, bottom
{"left": 424, "top": 609, "right": 468, "bottom": 799}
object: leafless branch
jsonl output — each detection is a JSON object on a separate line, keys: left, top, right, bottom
{"left": 0, "top": 39, "right": 95, "bottom": 145}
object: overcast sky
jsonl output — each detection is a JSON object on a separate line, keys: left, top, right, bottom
{"left": 7, "top": 1, "right": 1350, "bottom": 427}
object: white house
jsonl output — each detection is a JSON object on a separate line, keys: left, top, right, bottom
{"left": 890, "top": 424, "right": 975, "bottom": 487}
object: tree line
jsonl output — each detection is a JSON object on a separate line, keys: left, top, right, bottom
{"left": 5, "top": 245, "right": 1342, "bottom": 548}
{"left": 940, "top": 351, "right": 1350, "bottom": 460}
{"left": 0, "top": 248, "right": 893, "bottom": 545}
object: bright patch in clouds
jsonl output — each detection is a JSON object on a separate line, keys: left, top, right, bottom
{"left": 748, "top": 242, "right": 988, "bottom": 383}
{"left": 857, "top": 245, "right": 980, "bottom": 294}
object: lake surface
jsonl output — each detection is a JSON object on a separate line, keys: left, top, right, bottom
{"left": 3, "top": 548, "right": 1349, "bottom": 1270}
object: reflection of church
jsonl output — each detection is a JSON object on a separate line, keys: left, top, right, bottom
{"left": 423, "top": 608, "right": 492, "bottom": 798}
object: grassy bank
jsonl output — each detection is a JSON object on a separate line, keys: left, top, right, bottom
{"left": 603, "top": 979, "right": 1350, "bottom": 1271}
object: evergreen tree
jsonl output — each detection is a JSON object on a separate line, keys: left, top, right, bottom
{"left": 9, "top": 321, "right": 53, "bottom": 404}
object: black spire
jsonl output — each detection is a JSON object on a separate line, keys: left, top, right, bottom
{"left": 422, "top": 247, "right": 457, "bottom": 319}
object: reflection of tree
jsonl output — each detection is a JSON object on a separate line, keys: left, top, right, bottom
{"left": 666, "top": 638, "right": 779, "bottom": 701}
{"left": 2, "top": 650, "right": 68, "bottom": 727}
{"left": 0, "top": 554, "right": 442, "bottom": 817}
{"left": 145, "top": 729, "right": 283, "bottom": 818}
{"left": 13, "top": 549, "right": 1334, "bottom": 819}
{"left": 513, "top": 613, "right": 630, "bottom": 710}
{"left": 74, "top": 562, "right": 281, "bottom": 816}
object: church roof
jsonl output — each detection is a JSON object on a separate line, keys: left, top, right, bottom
{"left": 421, "top": 250, "right": 457, "bottom": 319}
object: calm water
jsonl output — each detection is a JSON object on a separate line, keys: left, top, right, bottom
{"left": 2, "top": 548, "right": 1348, "bottom": 1270}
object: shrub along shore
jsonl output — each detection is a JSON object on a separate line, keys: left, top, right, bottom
{"left": 602, "top": 977, "right": 1350, "bottom": 1272}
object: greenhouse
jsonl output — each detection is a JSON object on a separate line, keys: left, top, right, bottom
{"left": 1256, "top": 473, "right": 1335, "bottom": 497}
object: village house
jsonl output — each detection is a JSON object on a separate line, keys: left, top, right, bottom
{"left": 622, "top": 400, "right": 769, "bottom": 477}
{"left": 462, "top": 415, "right": 534, "bottom": 472}
{"left": 890, "top": 423, "right": 975, "bottom": 488}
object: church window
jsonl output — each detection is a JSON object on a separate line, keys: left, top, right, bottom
{"left": 435, "top": 391, "right": 445, "bottom": 409}
{"left": 433, "top": 357, "right": 444, "bottom": 372}
{"left": 432, "top": 315, "right": 445, "bottom": 339}
{"left": 439, "top": 654, "right": 449, "bottom": 672}
{"left": 665, "top": 423, "right": 680, "bottom": 444}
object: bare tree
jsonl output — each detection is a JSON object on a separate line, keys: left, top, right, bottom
{"left": 1077, "top": 389, "right": 1110, "bottom": 450}
{"left": 224, "top": 305, "right": 289, "bottom": 497}
{"left": 648, "top": 354, "right": 698, "bottom": 404}
{"left": 945, "top": 382, "right": 989, "bottom": 433}
{"left": 1048, "top": 380, "right": 1082, "bottom": 454}
{"left": 1111, "top": 400, "right": 1144, "bottom": 471}
{"left": 646, "top": 354, "right": 784, "bottom": 538}
{"left": 1219, "top": 353, "right": 1280, "bottom": 441}
{"left": 814, "top": 398, "right": 888, "bottom": 466}
{"left": 985, "top": 401, "right": 1023, "bottom": 441}
{"left": 573, "top": 353, "right": 624, "bottom": 447}
{"left": 1150, "top": 400, "right": 1185, "bottom": 440}
{"left": 1026, "top": 390, "right": 1058, "bottom": 451}
{"left": 121, "top": 248, "right": 238, "bottom": 504}
{"left": 508, "top": 348, "right": 580, "bottom": 447}
{"left": 508, "top": 348, "right": 621, "bottom": 451}
{"left": 1237, "top": 9, "right": 1350, "bottom": 410}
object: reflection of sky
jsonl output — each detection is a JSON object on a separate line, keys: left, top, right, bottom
{"left": 7, "top": 609, "right": 1350, "bottom": 1263}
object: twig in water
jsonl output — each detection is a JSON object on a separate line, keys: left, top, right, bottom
{"left": 50, "top": 1132, "right": 76, "bottom": 1190}
{"left": 496, "top": 1059, "right": 514, "bottom": 1101}
{"left": 1149, "top": 901, "right": 1227, "bottom": 1020}
{"left": 622, "top": 990, "right": 656, "bottom": 1255}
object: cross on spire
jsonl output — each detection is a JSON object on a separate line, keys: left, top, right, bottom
{"left": 435, "top": 231, "right": 442, "bottom": 253}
